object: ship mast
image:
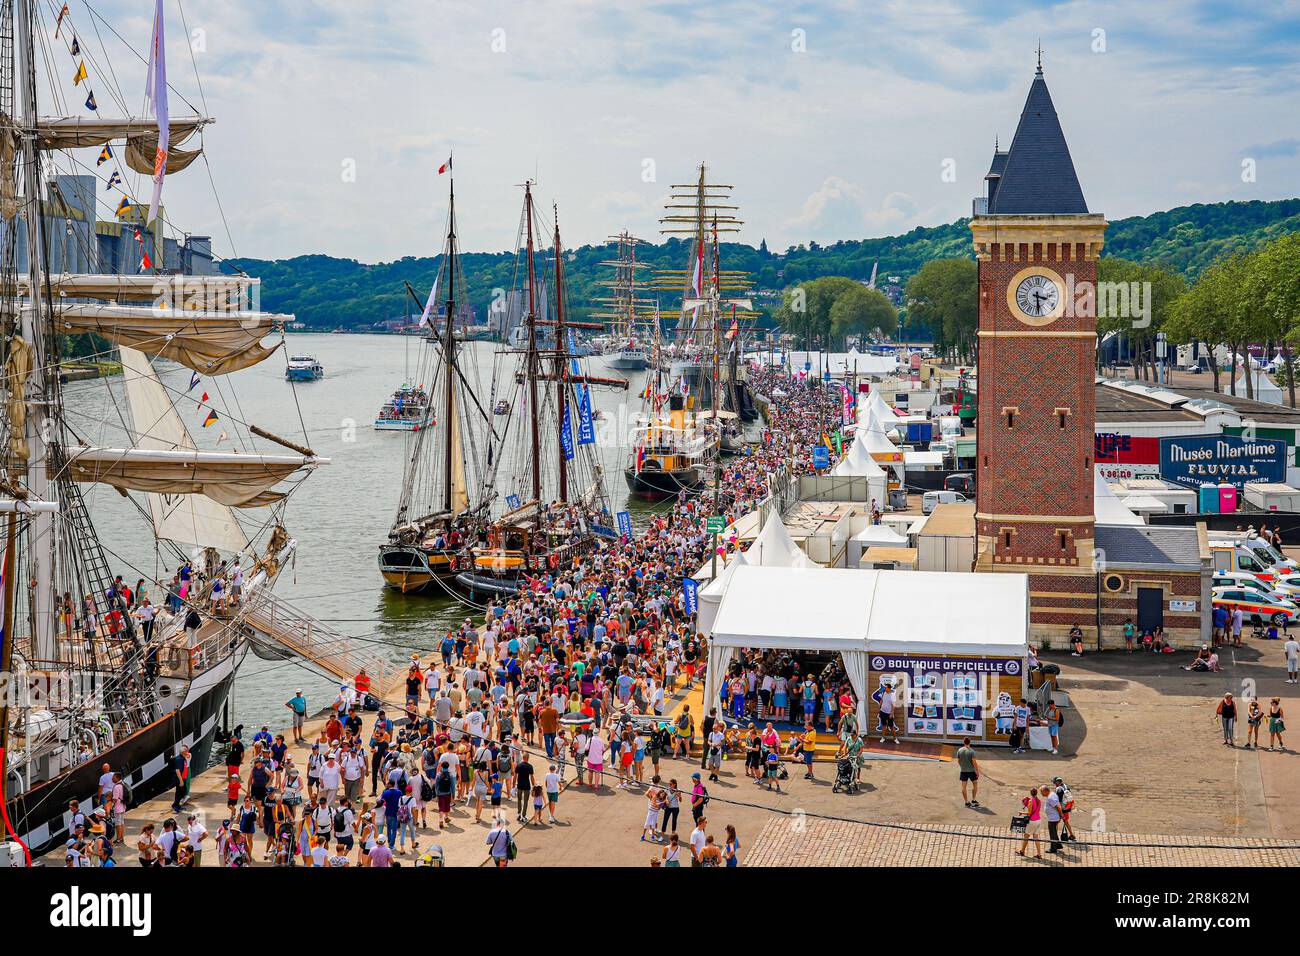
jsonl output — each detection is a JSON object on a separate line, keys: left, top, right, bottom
{"left": 15, "top": 0, "right": 55, "bottom": 660}
{"left": 523, "top": 182, "right": 542, "bottom": 504}
{"left": 441, "top": 179, "right": 459, "bottom": 513}
{"left": 552, "top": 206, "right": 568, "bottom": 504}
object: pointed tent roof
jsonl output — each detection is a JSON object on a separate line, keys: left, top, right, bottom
{"left": 832, "top": 435, "right": 888, "bottom": 478}
{"left": 701, "top": 549, "right": 748, "bottom": 597}
{"left": 986, "top": 67, "right": 1088, "bottom": 215}
{"left": 860, "top": 388, "right": 893, "bottom": 424}
{"left": 856, "top": 415, "right": 904, "bottom": 459}
{"left": 1233, "top": 370, "right": 1285, "bottom": 406}
{"left": 745, "top": 511, "right": 820, "bottom": 568}
{"left": 1093, "top": 471, "right": 1143, "bottom": 526}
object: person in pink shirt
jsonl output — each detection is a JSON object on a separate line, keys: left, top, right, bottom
{"left": 368, "top": 833, "right": 393, "bottom": 867}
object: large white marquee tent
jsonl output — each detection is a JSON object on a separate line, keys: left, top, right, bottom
{"left": 704, "top": 565, "right": 1030, "bottom": 732}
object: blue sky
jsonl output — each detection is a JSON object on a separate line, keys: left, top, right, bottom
{"left": 73, "top": 0, "right": 1300, "bottom": 261}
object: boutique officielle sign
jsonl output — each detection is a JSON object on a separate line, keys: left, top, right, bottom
{"left": 1158, "top": 434, "right": 1286, "bottom": 490}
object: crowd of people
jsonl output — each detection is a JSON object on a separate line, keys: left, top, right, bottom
{"left": 61, "top": 365, "right": 848, "bottom": 868}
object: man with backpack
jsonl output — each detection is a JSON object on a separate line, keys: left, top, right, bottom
{"left": 332, "top": 797, "right": 356, "bottom": 853}
{"left": 1052, "top": 776, "right": 1076, "bottom": 842}
{"left": 433, "top": 762, "right": 456, "bottom": 829}
{"left": 486, "top": 820, "right": 514, "bottom": 867}
{"left": 689, "top": 771, "right": 709, "bottom": 824}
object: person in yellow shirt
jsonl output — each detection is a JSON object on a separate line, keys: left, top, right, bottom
{"left": 801, "top": 724, "right": 818, "bottom": 780}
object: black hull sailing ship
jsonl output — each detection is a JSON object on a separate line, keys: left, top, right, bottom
{"left": 379, "top": 173, "right": 495, "bottom": 596}
{"left": 456, "top": 184, "right": 626, "bottom": 598}
{"left": 1, "top": 0, "right": 325, "bottom": 857}
{"left": 627, "top": 165, "right": 756, "bottom": 500}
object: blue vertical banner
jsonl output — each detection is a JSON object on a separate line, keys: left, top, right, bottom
{"left": 561, "top": 403, "right": 575, "bottom": 461}
{"left": 683, "top": 577, "right": 699, "bottom": 616}
{"left": 576, "top": 384, "right": 595, "bottom": 445}
{"left": 616, "top": 510, "right": 633, "bottom": 538}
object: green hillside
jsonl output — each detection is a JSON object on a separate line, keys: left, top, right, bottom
{"left": 227, "top": 197, "right": 1300, "bottom": 332}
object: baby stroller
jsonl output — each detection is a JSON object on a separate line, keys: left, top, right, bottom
{"left": 831, "top": 756, "right": 860, "bottom": 794}
{"left": 415, "top": 844, "right": 445, "bottom": 868}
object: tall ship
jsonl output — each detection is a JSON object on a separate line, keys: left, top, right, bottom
{"left": 626, "top": 165, "right": 757, "bottom": 498}
{"left": 455, "top": 184, "right": 626, "bottom": 598}
{"left": 592, "top": 231, "right": 653, "bottom": 371}
{"left": 379, "top": 175, "right": 495, "bottom": 593}
{"left": 624, "top": 309, "right": 709, "bottom": 499}
{"left": 0, "top": 0, "right": 326, "bottom": 855}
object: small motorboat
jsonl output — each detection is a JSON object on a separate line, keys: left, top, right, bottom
{"left": 285, "top": 355, "right": 324, "bottom": 381}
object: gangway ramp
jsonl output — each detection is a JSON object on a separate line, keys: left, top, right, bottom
{"left": 243, "top": 591, "right": 393, "bottom": 697}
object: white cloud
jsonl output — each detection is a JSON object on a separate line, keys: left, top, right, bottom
{"left": 52, "top": 0, "right": 1300, "bottom": 263}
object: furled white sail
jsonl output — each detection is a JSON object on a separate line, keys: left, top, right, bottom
{"left": 118, "top": 345, "right": 249, "bottom": 552}
{"left": 50, "top": 302, "right": 284, "bottom": 374}
{"left": 34, "top": 115, "right": 209, "bottom": 174}
{"left": 24, "top": 273, "right": 257, "bottom": 304}
{"left": 64, "top": 446, "right": 321, "bottom": 506}
{"left": 449, "top": 386, "right": 470, "bottom": 516}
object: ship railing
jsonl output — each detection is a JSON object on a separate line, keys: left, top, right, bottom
{"left": 239, "top": 590, "right": 393, "bottom": 696}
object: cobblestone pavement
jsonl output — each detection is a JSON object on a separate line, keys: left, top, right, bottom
{"left": 743, "top": 817, "right": 1300, "bottom": 867}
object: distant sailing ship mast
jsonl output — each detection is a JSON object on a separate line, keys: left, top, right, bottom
{"left": 590, "top": 231, "right": 653, "bottom": 371}
{"left": 628, "top": 165, "right": 756, "bottom": 499}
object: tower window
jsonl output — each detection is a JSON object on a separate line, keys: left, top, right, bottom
{"left": 1002, "top": 406, "right": 1019, "bottom": 428}
{"left": 983, "top": 455, "right": 989, "bottom": 468}
{"left": 1055, "top": 407, "right": 1071, "bottom": 429}
{"left": 1003, "top": 531, "right": 1013, "bottom": 549}
{"left": 1059, "top": 532, "right": 1069, "bottom": 550}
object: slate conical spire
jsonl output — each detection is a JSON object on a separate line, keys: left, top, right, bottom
{"left": 986, "top": 62, "right": 1088, "bottom": 214}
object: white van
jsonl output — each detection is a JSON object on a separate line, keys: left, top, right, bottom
{"left": 922, "top": 490, "right": 969, "bottom": 515}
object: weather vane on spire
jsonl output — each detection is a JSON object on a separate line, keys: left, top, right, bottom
{"left": 1036, "top": 39, "right": 1043, "bottom": 74}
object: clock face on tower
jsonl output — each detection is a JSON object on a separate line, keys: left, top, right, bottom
{"left": 1006, "top": 266, "right": 1065, "bottom": 326}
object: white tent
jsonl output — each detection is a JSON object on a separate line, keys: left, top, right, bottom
{"left": 706, "top": 565, "right": 1030, "bottom": 732}
{"left": 862, "top": 570, "right": 1031, "bottom": 657}
{"left": 745, "top": 511, "right": 821, "bottom": 568}
{"left": 1094, "top": 471, "right": 1144, "bottom": 526}
{"left": 831, "top": 436, "right": 890, "bottom": 506}
{"left": 1234, "top": 370, "right": 1285, "bottom": 406}
{"left": 707, "top": 566, "right": 871, "bottom": 730}
{"left": 858, "top": 387, "right": 894, "bottom": 425}
{"left": 852, "top": 524, "right": 908, "bottom": 547}
{"left": 1120, "top": 494, "right": 1170, "bottom": 514}
{"left": 697, "top": 550, "right": 748, "bottom": 637}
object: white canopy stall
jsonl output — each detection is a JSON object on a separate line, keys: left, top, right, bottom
{"left": 706, "top": 565, "right": 1030, "bottom": 743}
{"left": 707, "top": 566, "right": 872, "bottom": 731}
{"left": 696, "top": 551, "right": 748, "bottom": 638}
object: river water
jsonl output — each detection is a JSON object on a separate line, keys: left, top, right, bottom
{"left": 63, "top": 334, "right": 663, "bottom": 732}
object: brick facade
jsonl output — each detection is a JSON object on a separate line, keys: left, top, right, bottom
{"left": 973, "top": 227, "right": 1104, "bottom": 570}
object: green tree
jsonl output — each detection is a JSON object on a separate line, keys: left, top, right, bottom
{"left": 904, "top": 258, "right": 977, "bottom": 363}
{"left": 1248, "top": 233, "right": 1300, "bottom": 407}
{"left": 830, "top": 284, "right": 896, "bottom": 346}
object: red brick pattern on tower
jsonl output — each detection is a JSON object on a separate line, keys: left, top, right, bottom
{"left": 970, "top": 219, "right": 1106, "bottom": 572}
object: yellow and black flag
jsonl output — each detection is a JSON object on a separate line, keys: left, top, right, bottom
{"left": 97, "top": 145, "right": 112, "bottom": 166}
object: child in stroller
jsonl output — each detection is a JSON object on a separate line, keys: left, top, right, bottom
{"left": 833, "top": 735, "right": 864, "bottom": 794}
{"left": 831, "top": 755, "right": 860, "bottom": 794}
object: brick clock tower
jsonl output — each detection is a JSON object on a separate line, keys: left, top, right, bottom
{"left": 972, "top": 61, "right": 1107, "bottom": 638}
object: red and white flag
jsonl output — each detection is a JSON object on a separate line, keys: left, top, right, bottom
{"left": 437, "top": 155, "right": 452, "bottom": 175}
